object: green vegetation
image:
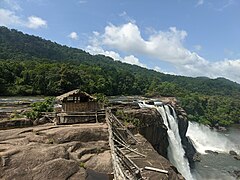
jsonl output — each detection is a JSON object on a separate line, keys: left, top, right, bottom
{"left": 79, "top": 162, "right": 86, "bottom": 168}
{"left": 116, "top": 110, "right": 141, "bottom": 127}
{"left": 93, "top": 93, "right": 109, "bottom": 105}
{"left": 179, "top": 94, "right": 240, "bottom": 126}
{"left": 1, "top": 26, "right": 240, "bottom": 127}
{"left": 10, "top": 111, "right": 25, "bottom": 120}
{"left": 25, "top": 97, "right": 54, "bottom": 120}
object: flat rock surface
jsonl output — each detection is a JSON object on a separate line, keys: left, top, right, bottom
{"left": 0, "top": 123, "right": 112, "bottom": 180}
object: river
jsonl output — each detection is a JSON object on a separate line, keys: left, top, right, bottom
{"left": 188, "top": 122, "right": 240, "bottom": 179}
{"left": 0, "top": 96, "right": 44, "bottom": 112}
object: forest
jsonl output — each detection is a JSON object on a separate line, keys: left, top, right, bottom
{"left": 0, "top": 26, "right": 240, "bottom": 127}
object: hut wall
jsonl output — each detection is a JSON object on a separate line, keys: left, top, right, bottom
{"left": 55, "top": 112, "right": 106, "bottom": 124}
{"left": 63, "top": 101, "right": 102, "bottom": 112}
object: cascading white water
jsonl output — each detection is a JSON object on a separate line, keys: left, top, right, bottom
{"left": 187, "top": 121, "right": 240, "bottom": 154}
{"left": 138, "top": 101, "right": 194, "bottom": 180}
{"left": 158, "top": 105, "right": 194, "bottom": 180}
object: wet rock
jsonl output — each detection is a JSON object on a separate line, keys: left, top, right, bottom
{"left": 176, "top": 105, "right": 197, "bottom": 167}
{"left": 146, "top": 100, "right": 154, "bottom": 105}
{"left": 233, "top": 155, "right": 240, "bottom": 160}
{"left": 193, "top": 152, "right": 201, "bottom": 162}
{"left": 233, "top": 170, "right": 240, "bottom": 178}
{"left": 205, "top": 150, "right": 219, "bottom": 155}
{"left": 229, "top": 170, "right": 240, "bottom": 179}
{"left": 229, "top": 150, "right": 238, "bottom": 156}
{"left": 218, "top": 126, "right": 227, "bottom": 131}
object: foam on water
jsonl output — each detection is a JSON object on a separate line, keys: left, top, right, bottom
{"left": 187, "top": 121, "right": 240, "bottom": 154}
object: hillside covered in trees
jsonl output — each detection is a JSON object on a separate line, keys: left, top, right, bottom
{"left": 0, "top": 26, "right": 240, "bottom": 126}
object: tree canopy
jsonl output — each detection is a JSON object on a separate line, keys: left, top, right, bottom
{"left": 1, "top": 26, "right": 240, "bottom": 127}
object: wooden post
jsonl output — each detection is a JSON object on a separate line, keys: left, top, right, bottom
{"left": 95, "top": 111, "right": 98, "bottom": 123}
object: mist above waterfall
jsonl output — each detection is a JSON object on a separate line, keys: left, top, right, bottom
{"left": 187, "top": 121, "right": 240, "bottom": 154}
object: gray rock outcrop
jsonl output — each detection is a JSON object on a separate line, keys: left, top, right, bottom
{"left": 122, "top": 108, "right": 169, "bottom": 158}
{"left": 0, "top": 123, "right": 112, "bottom": 180}
{"left": 174, "top": 104, "right": 197, "bottom": 168}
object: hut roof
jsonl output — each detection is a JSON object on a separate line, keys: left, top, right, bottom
{"left": 56, "top": 89, "right": 95, "bottom": 101}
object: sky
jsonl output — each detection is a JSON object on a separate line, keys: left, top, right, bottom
{"left": 0, "top": 0, "right": 240, "bottom": 83}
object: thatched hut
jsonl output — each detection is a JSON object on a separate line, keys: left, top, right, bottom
{"left": 56, "top": 89, "right": 102, "bottom": 112}
{"left": 55, "top": 90, "right": 105, "bottom": 124}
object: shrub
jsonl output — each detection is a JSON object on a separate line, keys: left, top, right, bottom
{"left": 116, "top": 110, "right": 140, "bottom": 127}
{"left": 25, "top": 97, "right": 55, "bottom": 120}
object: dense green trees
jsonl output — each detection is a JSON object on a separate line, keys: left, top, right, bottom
{"left": 0, "top": 26, "right": 240, "bottom": 127}
{"left": 179, "top": 94, "right": 240, "bottom": 126}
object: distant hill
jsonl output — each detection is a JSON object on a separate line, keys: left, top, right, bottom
{"left": 1, "top": 26, "right": 240, "bottom": 126}
{"left": 0, "top": 26, "right": 239, "bottom": 97}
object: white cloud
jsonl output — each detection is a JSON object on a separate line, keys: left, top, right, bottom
{"left": 86, "top": 44, "right": 146, "bottom": 68}
{"left": 209, "top": 59, "right": 240, "bottom": 82}
{"left": 122, "top": 55, "right": 146, "bottom": 67}
{"left": 26, "top": 16, "right": 47, "bottom": 29}
{"left": 0, "top": 8, "right": 21, "bottom": 26}
{"left": 0, "top": 0, "right": 47, "bottom": 30}
{"left": 154, "top": 66, "right": 177, "bottom": 75}
{"left": 154, "top": 66, "right": 161, "bottom": 72}
{"left": 196, "top": 0, "right": 204, "bottom": 6}
{"left": 68, "top": 32, "right": 79, "bottom": 40}
{"left": 0, "top": 8, "right": 47, "bottom": 29}
{"left": 87, "top": 22, "right": 240, "bottom": 83}
{"left": 98, "top": 22, "right": 206, "bottom": 66}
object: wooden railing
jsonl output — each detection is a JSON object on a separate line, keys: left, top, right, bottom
{"left": 106, "top": 109, "right": 143, "bottom": 180}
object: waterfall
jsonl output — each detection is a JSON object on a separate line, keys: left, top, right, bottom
{"left": 187, "top": 121, "right": 240, "bottom": 154}
{"left": 138, "top": 101, "right": 194, "bottom": 180}
{"left": 157, "top": 105, "right": 193, "bottom": 180}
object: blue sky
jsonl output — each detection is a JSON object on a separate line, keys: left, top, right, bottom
{"left": 1, "top": 0, "right": 240, "bottom": 83}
